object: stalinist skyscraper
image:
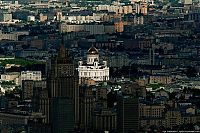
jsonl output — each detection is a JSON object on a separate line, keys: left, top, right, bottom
{"left": 43, "top": 37, "right": 79, "bottom": 133}
{"left": 48, "top": 39, "right": 78, "bottom": 100}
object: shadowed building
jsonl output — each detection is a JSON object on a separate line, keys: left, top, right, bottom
{"left": 117, "top": 96, "right": 139, "bottom": 133}
{"left": 0, "top": 112, "right": 47, "bottom": 133}
{"left": 22, "top": 80, "right": 46, "bottom": 100}
{"left": 40, "top": 38, "right": 79, "bottom": 133}
{"left": 79, "top": 86, "right": 94, "bottom": 130}
{"left": 51, "top": 97, "right": 75, "bottom": 133}
{"left": 92, "top": 108, "right": 117, "bottom": 131}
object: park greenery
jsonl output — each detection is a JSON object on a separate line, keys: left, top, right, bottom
{"left": 1, "top": 81, "right": 16, "bottom": 86}
{"left": 147, "top": 83, "right": 163, "bottom": 90}
{"left": 0, "top": 58, "right": 42, "bottom": 67}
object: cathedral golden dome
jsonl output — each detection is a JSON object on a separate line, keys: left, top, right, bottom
{"left": 87, "top": 46, "right": 99, "bottom": 54}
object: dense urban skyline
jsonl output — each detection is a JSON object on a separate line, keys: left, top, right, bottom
{"left": 0, "top": 0, "right": 200, "bottom": 132}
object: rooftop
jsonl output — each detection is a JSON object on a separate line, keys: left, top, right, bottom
{"left": 87, "top": 46, "right": 99, "bottom": 55}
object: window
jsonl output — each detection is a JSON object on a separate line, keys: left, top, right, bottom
{"left": 84, "top": 72, "right": 87, "bottom": 76}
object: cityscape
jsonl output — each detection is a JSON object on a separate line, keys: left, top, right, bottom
{"left": 0, "top": 0, "right": 200, "bottom": 132}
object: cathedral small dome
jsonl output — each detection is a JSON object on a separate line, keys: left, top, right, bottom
{"left": 87, "top": 46, "right": 99, "bottom": 54}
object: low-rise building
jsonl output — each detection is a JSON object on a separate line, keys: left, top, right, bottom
{"left": 0, "top": 31, "right": 29, "bottom": 41}
{"left": 139, "top": 104, "right": 166, "bottom": 118}
{"left": 0, "top": 72, "right": 20, "bottom": 85}
{"left": 0, "top": 12, "right": 12, "bottom": 22}
{"left": 149, "top": 75, "right": 173, "bottom": 84}
{"left": 20, "top": 71, "right": 42, "bottom": 85}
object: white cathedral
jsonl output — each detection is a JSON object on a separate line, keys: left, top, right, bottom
{"left": 78, "top": 46, "right": 109, "bottom": 82}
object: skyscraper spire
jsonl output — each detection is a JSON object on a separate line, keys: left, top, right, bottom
{"left": 58, "top": 33, "right": 66, "bottom": 58}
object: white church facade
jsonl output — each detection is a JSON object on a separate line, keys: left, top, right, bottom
{"left": 78, "top": 46, "right": 109, "bottom": 82}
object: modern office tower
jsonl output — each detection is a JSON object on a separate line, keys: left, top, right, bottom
{"left": 42, "top": 38, "right": 79, "bottom": 132}
{"left": 117, "top": 96, "right": 139, "bottom": 133}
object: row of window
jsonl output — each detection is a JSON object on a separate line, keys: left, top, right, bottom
{"left": 80, "top": 71, "right": 108, "bottom": 76}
